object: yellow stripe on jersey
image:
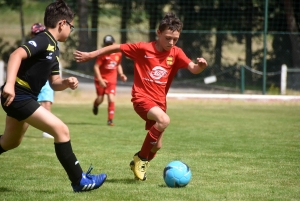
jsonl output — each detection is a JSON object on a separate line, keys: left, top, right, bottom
{"left": 45, "top": 32, "right": 57, "bottom": 49}
{"left": 21, "top": 45, "right": 32, "bottom": 57}
{"left": 16, "top": 77, "right": 31, "bottom": 89}
{"left": 56, "top": 56, "right": 59, "bottom": 62}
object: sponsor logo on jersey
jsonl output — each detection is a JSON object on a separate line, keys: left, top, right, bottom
{"left": 46, "top": 44, "right": 55, "bottom": 52}
{"left": 166, "top": 56, "right": 174, "bottom": 65}
{"left": 106, "top": 61, "right": 117, "bottom": 69}
{"left": 144, "top": 55, "right": 154, "bottom": 58}
{"left": 28, "top": 40, "right": 37, "bottom": 47}
{"left": 46, "top": 52, "right": 53, "bottom": 60}
{"left": 149, "top": 66, "right": 168, "bottom": 80}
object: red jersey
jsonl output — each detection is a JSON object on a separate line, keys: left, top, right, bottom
{"left": 120, "top": 41, "right": 191, "bottom": 105}
{"left": 94, "top": 52, "right": 122, "bottom": 84}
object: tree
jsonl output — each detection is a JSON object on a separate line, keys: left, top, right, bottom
{"left": 77, "top": 0, "right": 94, "bottom": 72}
{"left": 283, "top": 0, "right": 300, "bottom": 68}
{"left": 3, "top": 0, "right": 25, "bottom": 44}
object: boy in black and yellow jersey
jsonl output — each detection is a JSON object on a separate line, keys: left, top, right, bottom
{"left": 0, "top": 0, "right": 106, "bottom": 192}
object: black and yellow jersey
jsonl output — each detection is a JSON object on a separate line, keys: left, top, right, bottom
{"left": 15, "top": 30, "right": 60, "bottom": 101}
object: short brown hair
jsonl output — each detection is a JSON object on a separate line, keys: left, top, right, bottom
{"left": 44, "top": 0, "right": 75, "bottom": 28}
{"left": 158, "top": 13, "right": 183, "bottom": 33}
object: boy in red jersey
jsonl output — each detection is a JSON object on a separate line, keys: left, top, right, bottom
{"left": 93, "top": 35, "right": 127, "bottom": 126}
{"left": 74, "top": 13, "right": 207, "bottom": 181}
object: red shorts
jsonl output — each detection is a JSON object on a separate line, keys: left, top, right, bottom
{"left": 132, "top": 96, "right": 166, "bottom": 130}
{"left": 94, "top": 80, "right": 116, "bottom": 96}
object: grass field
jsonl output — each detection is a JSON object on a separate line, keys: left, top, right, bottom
{"left": 0, "top": 92, "right": 300, "bottom": 201}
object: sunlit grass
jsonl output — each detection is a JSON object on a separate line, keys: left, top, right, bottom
{"left": 0, "top": 99, "right": 299, "bottom": 200}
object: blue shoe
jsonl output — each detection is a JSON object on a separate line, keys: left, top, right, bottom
{"left": 71, "top": 165, "right": 107, "bottom": 192}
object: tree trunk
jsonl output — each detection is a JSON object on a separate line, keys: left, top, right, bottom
{"left": 214, "top": 33, "right": 223, "bottom": 71}
{"left": 77, "top": 0, "right": 92, "bottom": 72}
{"left": 245, "top": 1, "right": 253, "bottom": 68}
{"left": 20, "top": 3, "right": 25, "bottom": 44}
{"left": 283, "top": 0, "right": 300, "bottom": 68}
{"left": 91, "top": 0, "right": 99, "bottom": 51}
{"left": 120, "top": 0, "right": 131, "bottom": 44}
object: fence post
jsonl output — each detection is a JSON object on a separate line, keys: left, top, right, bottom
{"left": 0, "top": 60, "right": 4, "bottom": 87}
{"left": 240, "top": 65, "right": 245, "bottom": 94}
{"left": 280, "top": 64, "right": 287, "bottom": 95}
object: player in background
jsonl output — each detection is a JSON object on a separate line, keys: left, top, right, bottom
{"left": 93, "top": 35, "right": 127, "bottom": 126}
{"left": 74, "top": 13, "right": 207, "bottom": 181}
{"left": 31, "top": 23, "right": 55, "bottom": 139}
{"left": 0, "top": 0, "right": 106, "bottom": 192}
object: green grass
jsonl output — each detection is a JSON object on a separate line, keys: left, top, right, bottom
{"left": 0, "top": 100, "right": 300, "bottom": 201}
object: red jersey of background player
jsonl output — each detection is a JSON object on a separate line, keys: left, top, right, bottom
{"left": 94, "top": 52, "right": 122, "bottom": 84}
{"left": 120, "top": 41, "right": 191, "bottom": 106}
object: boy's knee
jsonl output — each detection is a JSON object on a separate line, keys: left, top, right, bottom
{"left": 61, "top": 124, "right": 70, "bottom": 137}
{"left": 159, "top": 114, "right": 170, "bottom": 129}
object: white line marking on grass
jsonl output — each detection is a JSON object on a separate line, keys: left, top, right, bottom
{"left": 167, "top": 93, "right": 300, "bottom": 101}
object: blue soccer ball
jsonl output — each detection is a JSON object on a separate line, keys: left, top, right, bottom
{"left": 163, "top": 160, "right": 192, "bottom": 187}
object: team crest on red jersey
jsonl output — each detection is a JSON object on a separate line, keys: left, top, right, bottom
{"left": 115, "top": 55, "right": 120, "bottom": 61}
{"left": 166, "top": 56, "right": 173, "bottom": 66}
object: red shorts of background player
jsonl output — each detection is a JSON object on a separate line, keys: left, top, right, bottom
{"left": 94, "top": 80, "right": 116, "bottom": 95}
{"left": 132, "top": 96, "right": 166, "bottom": 130}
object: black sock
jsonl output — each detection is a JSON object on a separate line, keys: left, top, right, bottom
{"left": 54, "top": 141, "right": 83, "bottom": 185}
{"left": 0, "top": 135, "right": 7, "bottom": 155}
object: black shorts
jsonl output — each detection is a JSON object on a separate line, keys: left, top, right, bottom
{"left": 1, "top": 96, "right": 40, "bottom": 121}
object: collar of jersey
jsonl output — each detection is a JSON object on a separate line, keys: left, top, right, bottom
{"left": 44, "top": 30, "right": 58, "bottom": 50}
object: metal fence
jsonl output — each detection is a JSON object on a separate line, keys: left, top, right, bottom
{"left": 0, "top": 0, "right": 299, "bottom": 95}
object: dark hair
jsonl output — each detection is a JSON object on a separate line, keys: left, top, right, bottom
{"left": 44, "top": 0, "right": 75, "bottom": 28}
{"left": 103, "top": 35, "right": 115, "bottom": 46}
{"left": 158, "top": 13, "right": 183, "bottom": 33}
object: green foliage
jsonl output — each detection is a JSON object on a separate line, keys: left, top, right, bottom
{"left": 2, "top": 0, "right": 22, "bottom": 10}
{"left": 0, "top": 99, "right": 299, "bottom": 200}
{"left": 267, "top": 83, "right": 280, "bottom": 95}
{"left": 0, "top": 37, "right": 10, "bottom": 61}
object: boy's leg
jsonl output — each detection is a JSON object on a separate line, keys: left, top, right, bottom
{"left": 93, "top": 80, "right": 105, "bottom": 115}
{"left": 130, "top": 102, "right": 170, "bottom": 181}
{"left": 26, "top": 106, "right": 106, "bottom": 191}
{"left": 26, "top": 107, "right": 82, "bottom": 183}
{"left": 138, "top": 106, "right": 168, "bottom": 159}
{"left": 148, "top": 131, "right": 164, "bottom": 161}
{"left": 0, "top": 116, "right": 29, "bottom": 154}
{"left": 93, "top": 95, "right": 104, "bottom": 115}
{"left": 107, "top": 93, "right": 115, "bottom": 125}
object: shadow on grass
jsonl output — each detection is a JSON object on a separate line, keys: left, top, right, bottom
{"left": 105, "top": 178, "right": 141, "bottom": 184}
{"left": 65, "top": 122, "right": 99, "bottom": 126}
{"left": 0, "top": 186, "right": 58, "bottom": 193}
{"left": 105, "top": 178, "right": 169, "bottom": 188}
{"left": 0, "top": 187, "right": 12, "bottom": 192}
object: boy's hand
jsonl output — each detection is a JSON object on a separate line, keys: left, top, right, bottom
{"left": 64, "top": 77, "right": 78, "bottom": 90}
{"left": 2, "top": 83, "right": 15, "bottom": 106}
{"left": 197, "top": 58, "right": 207, "bottom": 70}
{"left": 99, "top": 79, "right": 108, "bottom": 88}
{"left": 74, "top": 50, "right": 92, "bottom": 63}
{"left": 120, "top": 74, "right": 127, "bottom": 82}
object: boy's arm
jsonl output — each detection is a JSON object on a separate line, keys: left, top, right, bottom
{"left": 117, "top": 64, "right": 127, "bottom": 82}
{"left": 2, "top": 48, "right": 28, "bottom": 106}
{"left": 187, "top": 58, "right": 208, "bottom": 74}
{"left": 74, "top": 44, "right": 121, "bottom": 63}
{"left": 49, "top": 75, "right": 78, "bottom": 91}
{"left": 94, "top": 63, "right": 107, "bottom": 87}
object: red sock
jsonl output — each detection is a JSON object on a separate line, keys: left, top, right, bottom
{"left": 148, "top": 152, "right": 156, "bottom": 161}
{"left": 108, "top": 102, "right": 114, "bottom": 120}
{"left": 139, "top": 126, "right": 163, "bottom": 159}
